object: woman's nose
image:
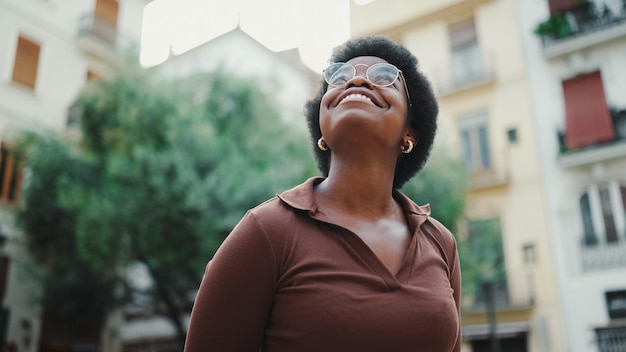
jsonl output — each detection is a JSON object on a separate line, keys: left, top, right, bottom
{"left": 346, "top": 74, "right": 373, "bottom": 89}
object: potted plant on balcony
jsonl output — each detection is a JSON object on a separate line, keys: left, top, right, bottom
{"left": 534, "top": 14, "right": 571, "bottom": 40}
{"left": 610, "top": 106, "right": 626, "bottom": 139}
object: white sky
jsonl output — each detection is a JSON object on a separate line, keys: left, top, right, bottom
{"left": 140, "top": 0, "right": 354, "bottom": 71}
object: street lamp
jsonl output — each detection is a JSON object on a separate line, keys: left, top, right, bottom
{"left": 0, "top": 225, "right": 10, "bottom": 350}
{"left": 482, "top": 274, "right": 502, "bottom": 352}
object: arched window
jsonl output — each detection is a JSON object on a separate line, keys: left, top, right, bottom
{"left": 579, "top": 182, "right": 626, "bottom": 245}
{"left": 580, "top": 193, "right": 595, "bottom": 245}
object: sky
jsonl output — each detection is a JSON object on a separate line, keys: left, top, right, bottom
{"left": 140, "top": 0, "right": 358, "bottom": 72}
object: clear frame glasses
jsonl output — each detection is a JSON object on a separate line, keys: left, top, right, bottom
{"left": 323, "top": 62, "right": 411, "bottom": 106}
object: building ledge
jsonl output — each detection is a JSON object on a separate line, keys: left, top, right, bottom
{"left": 544, "top": 21, "right": 626, "bottom": 59}
{"left": 462, "top": 321, "right": 530, "bottom": 341}
{"left": 437, "top": 71, "right": 496, "bottom": 98}
{"left": 558, "top": 139, "right": 626, "bottom": 169}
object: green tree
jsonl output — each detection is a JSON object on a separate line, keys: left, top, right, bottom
{"left": 17, "top": 67, "right": 316, "bottom": 348}
{"left": 400, "top": 147, "right": 467, "bottom": 233}
{"left": 461, "top": 218, "right": 507, "bottom": 303}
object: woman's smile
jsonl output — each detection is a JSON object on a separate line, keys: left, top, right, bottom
{"left": 339, "top": 93, "right": 374, "bottom": 105}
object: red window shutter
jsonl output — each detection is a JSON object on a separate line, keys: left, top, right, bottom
{"left": 563, "top": 71, "right": 614, "bottom": 149}
{"left": 548, "top": 0, "right": 583, "bottom": 14}
{"left": 95, "top": 0, "right": 119, "bottom": 26}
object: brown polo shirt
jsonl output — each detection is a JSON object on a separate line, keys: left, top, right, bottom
{"left": 185, "top": 177, "right": 461, "bottom": 352}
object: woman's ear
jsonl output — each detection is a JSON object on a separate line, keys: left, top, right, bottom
{"left": 405, "top": 128, "right": 418, "bottom": 146}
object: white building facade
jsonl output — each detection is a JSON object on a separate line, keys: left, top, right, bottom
{"left": 0, "top": 0, "right": 148, "bottom": 350}
{"left": 154, "top": 26, "right": 318, "bottom": 126}
{"left": 517, "top": 0, "right": 626, "bottom": 351}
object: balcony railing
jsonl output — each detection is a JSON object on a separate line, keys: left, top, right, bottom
{"left": 462, "top": 276, "right": 534, "bottom": 312}
{"left": 77, "top": 13, "right": 139, "bottom": 56}
{"left": 580, "top": 237, "right": 626, "bottom": 271}
{"left": 557, "top": 108, "right": 626, "bottom": 160}
{"left": 436, "top": 51, "right": 495, "bottom": 96}
{"left": 595, "top": 326, "right": 626, "bottom": 352}
{"left": 535, "top": 0, "right": 626, "bottom": 47}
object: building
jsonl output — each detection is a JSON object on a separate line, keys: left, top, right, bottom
{"left": 0, "top": 0, "right": 148, "bottom": 350}
{"left": 350, "top": 0, "right": 565, "bottom": 351}
{"left": 153, "top": 25, "right": 319, "bottom": 125}
{"left": 517, "top": 0, "right": 626, "bottom": 351}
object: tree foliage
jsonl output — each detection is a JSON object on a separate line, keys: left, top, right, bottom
{"left": 17, "top": 67, "right": 316, "bottom": 347}
{"left": 400, "top": 147, "right": 467, "bottom": 233}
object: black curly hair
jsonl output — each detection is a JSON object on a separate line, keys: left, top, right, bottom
{"left": 304, "top": 35, "right": 439, "bottom": 189}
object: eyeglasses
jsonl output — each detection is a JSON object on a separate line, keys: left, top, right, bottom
{"left": 323, "top": 62, "right": 411, "bottom": 106}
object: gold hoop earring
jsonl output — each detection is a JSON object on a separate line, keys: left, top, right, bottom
{"left": 317, "top": 137, "right": 329, "bottom": 151}
{"left": 401, "top": 140, "right": 414, "bottom": 154}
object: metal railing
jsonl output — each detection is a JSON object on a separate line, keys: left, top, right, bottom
{"left": 557, "top": 108, "right": 626, "bottom": 153}
{"left": 537, "top": 0, "right": 626, "bottom": 46}
{"left": 462, "top": 276, "right": 535, "bottom": 312}
{"left": 580, "top": 237, "right": 626, "bottom": 271}
{"left": 596, "top": 326, "right": 626, "bottom": 352}
{"left": 77, "top": 13, "right": 139, "bottom": 53}
{"left": 437, "top": 54, "right": 495, "bottom": 94}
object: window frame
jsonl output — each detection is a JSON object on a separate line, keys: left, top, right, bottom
{"left": 579, "top": 182, "right": 626, "bottom": 245}
{"left": 458, "top": 111, "right": 492, "bottom": 174}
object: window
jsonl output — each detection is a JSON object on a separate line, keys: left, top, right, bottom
{"left": 579, "top": 183, "right": 626, "bottom": 245}
{"left": 580, "top": 193, "right": 596, "bottom": 244}
{"left": 87, "top": 70, "right": 101, "bottom": 81}
{"left": 449, "top": 19, "right": 484, "bottom": 86}
{"left": 92, "top": 0, "right": 119, "bottom": 44}
{"left": 0, "top": 143, "right": 24, "bottom": 203}
{"left": 523, "top": 243, "right": 536, "bottom": 264}
{"left": 507, "top": 128, "right": 518, "bottom": 144}
{"left": 11, "top": 35, "right": 41, "bottom": 90}
{"left": 562, "top": 71, "right": 613, "bottom": 149}
{"left": 458, "top": 112, "right": 491, "bottom": 174}
{"left": 605, "top": 290, "right": 626, "bottom": 320}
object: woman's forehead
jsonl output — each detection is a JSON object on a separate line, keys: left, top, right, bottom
{"left": 345, "top": 56, "right": 389, "bottom": 66}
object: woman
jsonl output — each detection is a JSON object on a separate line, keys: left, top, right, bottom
{"left": 184, "top": 36, "right": 461, "bottom": 352}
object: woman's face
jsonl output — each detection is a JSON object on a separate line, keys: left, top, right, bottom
{"left": 319, "top": 56, "right": 412, "bottom": 153}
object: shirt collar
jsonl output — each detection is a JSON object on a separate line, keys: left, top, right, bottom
{"left": 277, "top": 177, "right": 432, "bottom": 218}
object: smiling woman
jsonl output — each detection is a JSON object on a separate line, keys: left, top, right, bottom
{"left": 140, "top": 0, "right": 350, "bottom": 70}
{"left": 184, "top": 36, "right": 460, "bottom": 352}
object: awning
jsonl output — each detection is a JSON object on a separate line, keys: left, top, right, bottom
{"left": 462, "top": 322, "right": 530, "bottom": 341}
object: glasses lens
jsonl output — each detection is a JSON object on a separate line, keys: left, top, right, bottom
{"left": 367, "top": 63, "right": 399, "bottom": 86}
{"left": 324, "top": 63, "right": 355, "bottom": 86}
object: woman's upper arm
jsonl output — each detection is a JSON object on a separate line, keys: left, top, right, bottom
{"left": 184, "top": 212, "right": 277, "bottom": 352}
{"left": 450, "top": 237, "right": 462, "bottom": 352}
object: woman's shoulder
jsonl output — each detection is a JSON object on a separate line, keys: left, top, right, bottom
{"left": 243, "top": 177, "right": 321, "bottom": 233}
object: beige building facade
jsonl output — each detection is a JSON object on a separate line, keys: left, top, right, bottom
{"left": 351, "top": 1, "right": 565, "bottom": 351}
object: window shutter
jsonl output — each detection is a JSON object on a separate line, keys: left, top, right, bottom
{"left": 563, "top": 71, "right": 614, "bottom": 149}
{"left": 11, "top": 35, "right": 40, "bottom": 90}
{"left": 95, "top": 0, "right": 119, "bottom": 26}
{"left": 548, "top": 0, "right": 584, "bottom": 14}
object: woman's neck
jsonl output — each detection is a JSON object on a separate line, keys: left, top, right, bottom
{"left": 315, "top": 162, "right": 398, "bottom": 220}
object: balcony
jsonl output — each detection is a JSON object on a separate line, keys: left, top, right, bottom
{"left": 462, "top": 278, "right": 534, "bottom": 314}
{"left": 580, "top": 236, "right": 626, "bottom": 271}
{"left": 437, "top": 52, "right": 496, "bottom": 97}
{"left": 558, "top": 108, "right": 626, "bottom": 168}
{"left": 535, "top": 0, "right": 626, "bottom": 59}
{"left": 468, "top": 169, "right": 509, "bottom": 190}
{"left": 76, "top": 13, "right": 139, "bottom": 62}
{"left": 595, "top": 325, "right": 626, "bottom": 352}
